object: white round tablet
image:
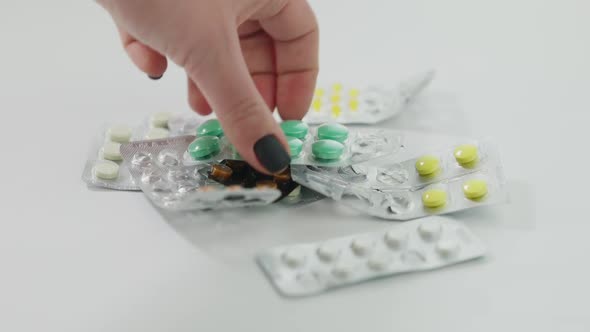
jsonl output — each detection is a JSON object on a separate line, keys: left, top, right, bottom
{"left": 282, "top": 248, "right": 306, "bottom": 268}
{"left": 384, "top": 230, "right": 407, "bottom": 250}
{"left": 350, "top": 237, "right": 374, "bottom": 256}
{"left": 94, "top": 161, "right": 119, "bottom": 180}
{"left": 108, "top": 125, "right": 133, "bottom": 143}
{"left": 436, "top": 239, "right": 460, "bottom": 258}
{"left": 332, "top": 263, "right": 353, "bottom": 279}
{"left": 317, "top": 242, "right": 341, "bottom": 263}
{"left": 145, "top": 127, "right": 169, "bottom": 140}
{"left": 418, "top": 221, "right": 442, "bottom": 241}
{"left": 150, "top": 112, "right": 172, "bottom": 128}
{"left": 367, "top": 253, "right": 392, "bottom": 271}
{"left": 102, "top": 141, "right": 122, "bottom": 161}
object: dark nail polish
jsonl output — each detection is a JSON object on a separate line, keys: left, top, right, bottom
{"left": 148, "top": 74, "right": 163, "bottom": 80}
{"left": 254, "top": 134, "right": 291, "bottom": 174}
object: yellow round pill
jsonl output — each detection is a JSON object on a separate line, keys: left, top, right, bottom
{"left": 422, "top": 189, "right": 447, "bottom": 209}
{"left": 463, "top": 179, "right": 488, "bottom": 200}
{"left": 454, "top": 144, "right": 478, "bottom": 165}
{"left": 415, "top": 155, "right": 440, "bottom": 176}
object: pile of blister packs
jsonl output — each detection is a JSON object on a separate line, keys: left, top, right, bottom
{"left": 82, "top": 70, "right": 508, "bottom": 297}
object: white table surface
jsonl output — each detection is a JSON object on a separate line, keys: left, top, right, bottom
{"left": 1, "top": 0, "right": 589, "bottom": 331}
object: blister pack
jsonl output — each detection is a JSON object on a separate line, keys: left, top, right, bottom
{"left": 82, "top": 124, "right": 144, "bottom": 191}
{"left": 303, "top": 70, "right": 435, "bottom": 125}
{"left": 183, "top": 120, "right": 403, "bottom": 168}
{"left": 257, "top": 216, "right": 486, "bottom": 297}
{"left": 120, "top": 136, "right": 290, "bottom": 211}
{"left": 291, "top": 140, "right": 507, "bottom": 220}
{"left": 82, "top": 112, "right": 208, "bottom": 191}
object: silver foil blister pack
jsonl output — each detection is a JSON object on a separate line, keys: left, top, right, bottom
{"left": 120, "top": 136, "right": 281, "bottom": 211}
{"left": 303, "top": 70, "right": 435, "bottom": 124}
{"left": 257, "top": 216, "right": 486, "bottom": 297}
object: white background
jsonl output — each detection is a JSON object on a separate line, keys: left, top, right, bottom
{"left": 1, "top": 0, "right": 589, "bottom": 331}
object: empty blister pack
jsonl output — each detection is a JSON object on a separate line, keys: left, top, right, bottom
{"left": 120, "top": 136, "right": 282, "bottom": 210}
{"left": 303, "top": 70, "right": 435, "bottom": 125}
{"left": 257, "top": 216, "right": 486, "bottom": 297}
{"left": 184, "top": 120, "right": 403, "bottom": 168}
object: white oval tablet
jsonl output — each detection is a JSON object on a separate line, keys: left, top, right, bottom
{"left": 317, "top": 242, "right": 341, "bottom": 263}
{"left": 436, "top": 239, "right": 460, "bottom": 258}
{"left": 350, "top": 237, "right": 374, "bottom": 256}
{"left": 94, "top": 161, "right": 119, "bottom": 180}
{"left": 384, "top": 230, "right": 407, "bottom": 250}
{"left": 108, "top": 125, "right": 133, "bottom": 143}
{"left": 150, "top": 112, "right": 172, "bottom": 128}
{"left": 145, "top": 127, "right": 169, "bottom": 140}
{"left": 282, "top": 248, "right": 306, "bottom": 268}
{"left": 367, "top": 253, "right": 392, "bottom": 271}
{"left": 418, "top": 221, "right": 442, "bottom": 241}
{"left": 332, "top": 263, "right": 353, "bottom": 279}
{"left": 102, "top": 141, "right": 122, "bottom": 161}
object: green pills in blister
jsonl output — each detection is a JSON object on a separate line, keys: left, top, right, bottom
{"left": 183, "top": 120, "right": 402, "bottom": 168}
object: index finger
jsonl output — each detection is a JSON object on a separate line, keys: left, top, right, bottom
{"left": 259, "top": 0, "right": 319, "bottom": 120}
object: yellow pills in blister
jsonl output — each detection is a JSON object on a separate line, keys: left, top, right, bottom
{"left": 463, "top": 179, "right": 488, "bottom": 200}
{"left": 312, "top": 98, "right": 322, "bottom": 112}
{"left": 332, "top": 83, "right": 343, "bottom": 93}
{"left": 422, "top": 189, "right": 447, "bottom": 209}
{"left": 330, "top": 94, "right": 341, "bottom": 104}
{"left": 415, "top": 155, "right": 440, "bottom": 176}
{"left": 331, "top": 105, "right": 342, "bottom": 118}
{"left": 349, "top": 89, "right": 360, "bottom": 98}
{"left": 454, "top": 144, "right": 479, "bottom": 165}
{"left": 349, "top": 100, "right": 359, "bottom": 111}
{"left": 314, "top": 88, "right": 325, "bottom": 98}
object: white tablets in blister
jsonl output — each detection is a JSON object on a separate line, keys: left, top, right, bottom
{"left": 256, "top": 217, "right": 486, "bottom": 297}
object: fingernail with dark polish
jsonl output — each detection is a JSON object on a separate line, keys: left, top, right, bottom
{"left": 148, "top": 75, "right": 163, "bottom": 80}
{"left": 254, "top": 134, "right": 291, "bottom": 174}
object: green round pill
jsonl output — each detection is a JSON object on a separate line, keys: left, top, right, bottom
{"left": 280, "top": 120, "right": 309, "bottom": 139}
{"left": 197, "top": 119, "right": 223, "bottom": 137}
{"left": 287, "top": 136, "right": 303, "bottom": 158}
{"left": 312, "top": 139, "right": 345, "bottom": 160}
{"left": 317, "top": 123, "right": 349, "bottom": 143}
{"left": 188, "top": 136, "right": 221, "bottom": 160}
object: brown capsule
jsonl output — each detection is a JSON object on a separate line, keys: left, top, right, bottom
{"left": 210, "top": 164, "right": 233, "bottom": 181}
{"left": 224, "top": 160, "right": 247, "bottom": 172}
{"left": 256, "top": 180, "right": 278, "bottom": 190}
{"left": 273, "top": 169, "right": 292, "bottom": 183}
{"left": 227, "top": 185, "right": 243, "bottom": 192}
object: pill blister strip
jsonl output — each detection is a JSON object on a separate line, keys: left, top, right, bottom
{"left": 82, "top": 113, "right": 207, "bottom": 191}
{"left": 291, "top": 142, "right": 507, "bottom": 220}
{"left": 183, "top": 126, "right": 404, "bottom": 168}
{"left": 347, "top": 165, "right": 507, "bottom": 220}
{"left": 303, "top": 70, "right": 435, "bottom": 125}
{"left": 257, "top": 217, "right": 486, "bottom": 297}
{"left": 120, "top": 136, "right": 281, "bottom": 211}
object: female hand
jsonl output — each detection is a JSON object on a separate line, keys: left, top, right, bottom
{"left": 97, "top": 0, "right": 319, "bottom": 173}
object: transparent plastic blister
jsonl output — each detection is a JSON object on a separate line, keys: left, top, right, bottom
{"left": 347, "top": 165, "right": 507, "bottom": 220}
{"left": 291, "top": 140, "right": 508, "bottom": 220}
{"left": 257, "top": 216, "right": 486, "bottom": 297}
{"left": 357, "top": 140, "right": 500, "bottom": 189}
{"left": 120, "top": 136, "right": 282, "bottom": 211}
{"left": 303, "top": 70, "right": 435, "bottom": 125}
{"left": 183, "top": 123, "right": 404, "bottom": 168}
